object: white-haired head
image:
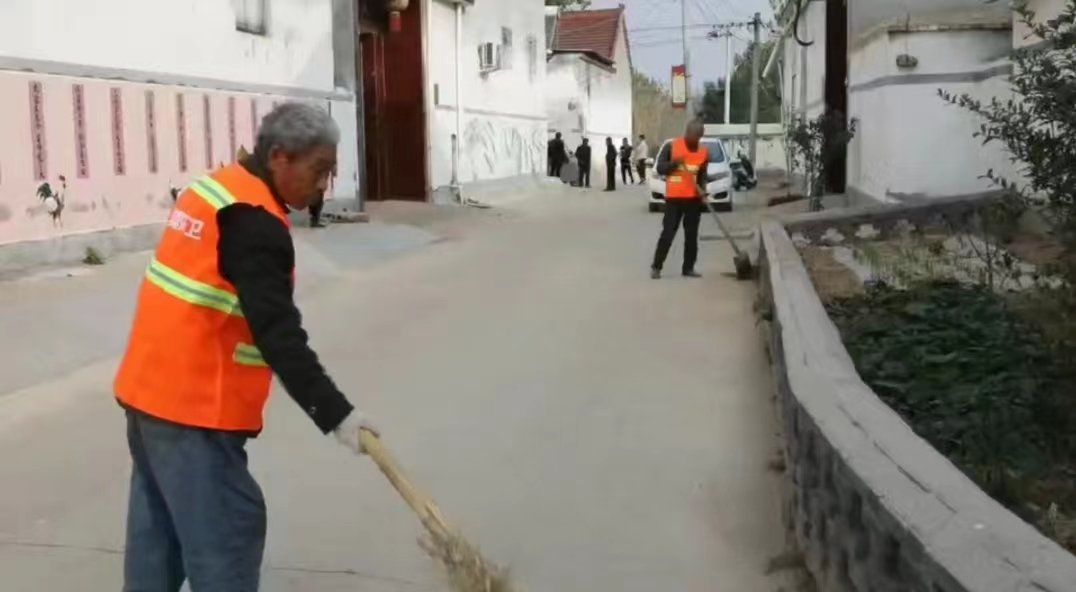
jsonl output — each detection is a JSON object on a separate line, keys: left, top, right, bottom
{"left": 253, "top": 102, "right": 339, "bottom": 210}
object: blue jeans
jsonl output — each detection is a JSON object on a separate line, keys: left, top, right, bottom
{"left": 123, "top": 410, "right": 266, "bottom": 592}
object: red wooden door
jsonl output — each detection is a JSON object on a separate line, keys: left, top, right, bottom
{"left": 360, "top": 32, "right": 385, "bottom": 201}
{"left": 380, "top": 1, "right": 427, "bottom": 201}
{"left": 358, "top": 1, "right": 427, "bottom": 202}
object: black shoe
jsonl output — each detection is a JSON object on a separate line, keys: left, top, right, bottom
{"left": 311, "top": 221, "right": 326, "bottom": 228}
{"left": 651, "top": 268, "right": 661, "bottom": 280}
{"left": 683, "top": 270, "right": 702, "bottom": 278}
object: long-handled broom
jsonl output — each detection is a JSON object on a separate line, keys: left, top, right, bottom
{"left": 359, "top": 429, "right": 514, "bottom": 592}
{"left": 699, "top": 196, "right": 753, "bottom": 280}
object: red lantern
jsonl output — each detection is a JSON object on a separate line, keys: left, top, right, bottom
{"left": 387, "top": 0, "right": 409, "bottom": 33}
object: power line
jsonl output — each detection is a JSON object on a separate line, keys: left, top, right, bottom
{"left": 630, "top": 21, "right": 754, "bottom": 48}
{"left": 631, "top": 35, "right": 713, "bottom": 49}
{"left": 694, "top": 0, "right": 729, "bottom": 26}
{"left": 715, "top": 0, "right": 754, "bottom": 21}
{"left": 628, "top": 20, "right": 754, "bottom": 33}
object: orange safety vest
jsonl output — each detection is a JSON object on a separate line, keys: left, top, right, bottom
{"left": 665, "top": 138, "right": 709, "bottom": 199}
{"left": 114, "top": 164, "right": 290, "bottom": 432}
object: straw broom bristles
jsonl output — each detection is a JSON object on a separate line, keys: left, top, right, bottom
{"left": 419, "top": 529, "right": 513, "bottom": 592}
{"left": 359, "top": 430, "right": 515, "bottom": 592}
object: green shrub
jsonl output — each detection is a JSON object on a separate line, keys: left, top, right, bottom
{"left": 827, "top": 281, "right": 1071, "bottom": 506}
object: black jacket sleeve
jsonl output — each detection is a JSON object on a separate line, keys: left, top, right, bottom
{"left": 697, "top": 159, "right": 709, "bottom": 196}
{"left": 654, "top": 143, "right": 675, "bottom": 175}
{"left": 217, "top": 204, "right": 354, "bottom": 433}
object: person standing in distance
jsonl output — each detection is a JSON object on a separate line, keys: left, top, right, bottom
{"left": 635, "top": 134, "right": 650, "bottom": 184}
{"left": 603, "top": 137, "right": 617, "bottom": 191}
{"left": 114, "top": 102, "right": 378, "bottom": 591}
{"left": 650, "top": 119, "right": 709, "bottom": 279}
{"left": 547, "top": 132, "right": 567, "bottom": 178}
{"left": 575, "top": 138, "right": 592, "bottom": 188}
{"left": 619, "top": 138, "right": 635, "bottom": 185}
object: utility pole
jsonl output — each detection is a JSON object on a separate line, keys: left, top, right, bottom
{"left": 748, "top": 12, "right": 761, "bottom": 165}
{"left": 723, "top": 32, "right": 732, "bottom": 124}
{"left": 681, "top": 0, "right": 690, "bottom": 107}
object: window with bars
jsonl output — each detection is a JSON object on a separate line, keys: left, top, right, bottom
{"left": 478, "top": 42, "right": 500, "bottom": 72}
{"left": 234, "top": 0, "right": 267, "bottom": 35}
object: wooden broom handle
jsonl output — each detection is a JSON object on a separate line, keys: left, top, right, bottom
{"left": 359, "top": 429, "right": 454, "bottom": 540}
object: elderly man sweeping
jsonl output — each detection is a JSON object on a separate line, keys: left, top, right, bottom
{"left": 650, "top": 119, "right": 709, "bottom": 279}
{"left": 114, "top": 102, "right": 376, "bottom": 592}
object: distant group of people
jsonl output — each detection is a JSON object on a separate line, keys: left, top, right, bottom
{"left": 547, "top": 133, "right": 651, "bottom": 192}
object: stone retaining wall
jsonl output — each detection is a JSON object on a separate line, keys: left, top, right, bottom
{"left": 757, "top": 209, "right": 1076, "bottom": 592}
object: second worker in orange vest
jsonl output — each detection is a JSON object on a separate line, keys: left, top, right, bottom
{"left": 651, "top": 119, "right": 709, "bottom": 279}
{"left": 114, "top": 103, "right": 377, "bottom": 591}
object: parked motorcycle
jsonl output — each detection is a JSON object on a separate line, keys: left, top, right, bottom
{"left": 730, "top": 152, "right": 757, "bottom": 191}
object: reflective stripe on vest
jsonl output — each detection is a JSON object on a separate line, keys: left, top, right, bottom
{"left": 145, "top": 258, "right": 243, "bottom": 317}
{"left": 190, "top": 176, "right": 238, "bottom": 210}
{"left": 234, "top": 343, "right": 268, "bottom": 367}
{"left": 148, "top": 174, "right": 265, "bottom": 360}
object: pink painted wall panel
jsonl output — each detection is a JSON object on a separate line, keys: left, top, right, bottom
{"left": 0, "top": 71, "right": 325, "bottom": 246}
{"left": 210, "top": 93, "right": 230, "bottom": 167}
{"left": 0, "top": 76, "right": 37, "bottom": 232}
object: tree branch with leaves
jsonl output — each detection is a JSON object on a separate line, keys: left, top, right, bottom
{"left": 940, "top": 1, "right": 1076, "bottom": 274}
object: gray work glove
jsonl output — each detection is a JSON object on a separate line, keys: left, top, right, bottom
{"left": 333, "top": 410, "right": 380, "bottom": 456}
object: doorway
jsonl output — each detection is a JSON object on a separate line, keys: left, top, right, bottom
{"left": 358, "top": 3, "right": 428, "bottom": 201}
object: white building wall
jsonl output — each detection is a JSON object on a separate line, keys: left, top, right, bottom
{"left": 847, "top": 27, "right": 1014, "bottom": 203}
{"left": 0, "top": 0, "right": 359, "bottom": 252}
{"left": 426, "top": 0, "right": 547, "bottom": 191}
{"left": 779, "top": 0, "right": 1018, "bottom": 203}
{"left": 782, "top": 0, "right": 828, "bottom": 119}
{"left": 544, "top": 15, "right": 633, "bottom": 184}
{"left": 781, "top": 0, "right": 1014, "bottom": 116}
{"left": 0, "top": 0, "right": 336, "bottom": 92}
{"left": 585, "top": 27, "right": 634, "bottom": 144}
{"left": 707, "top": 124, "right": 787, "bottom": 172}
{"left": 850, "top": 0, "right": 1009, "bottom": 37}
{"left": 545, "top": 55, "right": 585, "bottom": 150}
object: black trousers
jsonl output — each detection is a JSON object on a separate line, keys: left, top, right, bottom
{"left": 578, "top": 163, "right": 591, "bottom": 187}
{"left": 309, "top": 196, "right": 324, "bottom": 225}
{"left": 605, "top": 159, "right": 616, "bottom": 190}
{"left": 636, "top": 159, "right": 647, "bottom": 183}
{"left": 651, "top": 199, "right": 702, "bottom": 273}
{"left": 621, "top": 163, "right": 635, "bottom": 184}
{"left": 549, "top": 160, "right": 563, "bottom": 177}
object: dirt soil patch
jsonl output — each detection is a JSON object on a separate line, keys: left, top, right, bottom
{"left": 1006, "top": 230, "right": 1066, "bottom": 266}
{"left": 799, "top": 246, "right": 863, "bottom": 301}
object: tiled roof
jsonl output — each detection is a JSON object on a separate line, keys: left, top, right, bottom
{"left": 552, "top": 7, "right": 624, "bottom": 65}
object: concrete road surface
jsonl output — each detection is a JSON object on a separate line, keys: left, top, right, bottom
{"left": 0, "top": 185, "right": 790, "bottom": 591}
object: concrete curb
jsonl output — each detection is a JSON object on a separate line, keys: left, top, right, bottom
{"left": 757, "top": 204, "right": 1076, "bottom": 591}
{"left": 0, "top": 223, "right": 164, "bottom": 278}
{"left": 431, "top": 174, "right": 553, "bottom": 208}
{"left": 0, "top": 198, "right": 368, "bottom": 276}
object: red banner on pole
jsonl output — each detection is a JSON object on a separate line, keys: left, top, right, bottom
{"left": 671, "top": 65, "right": 687, "bottom": 109}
